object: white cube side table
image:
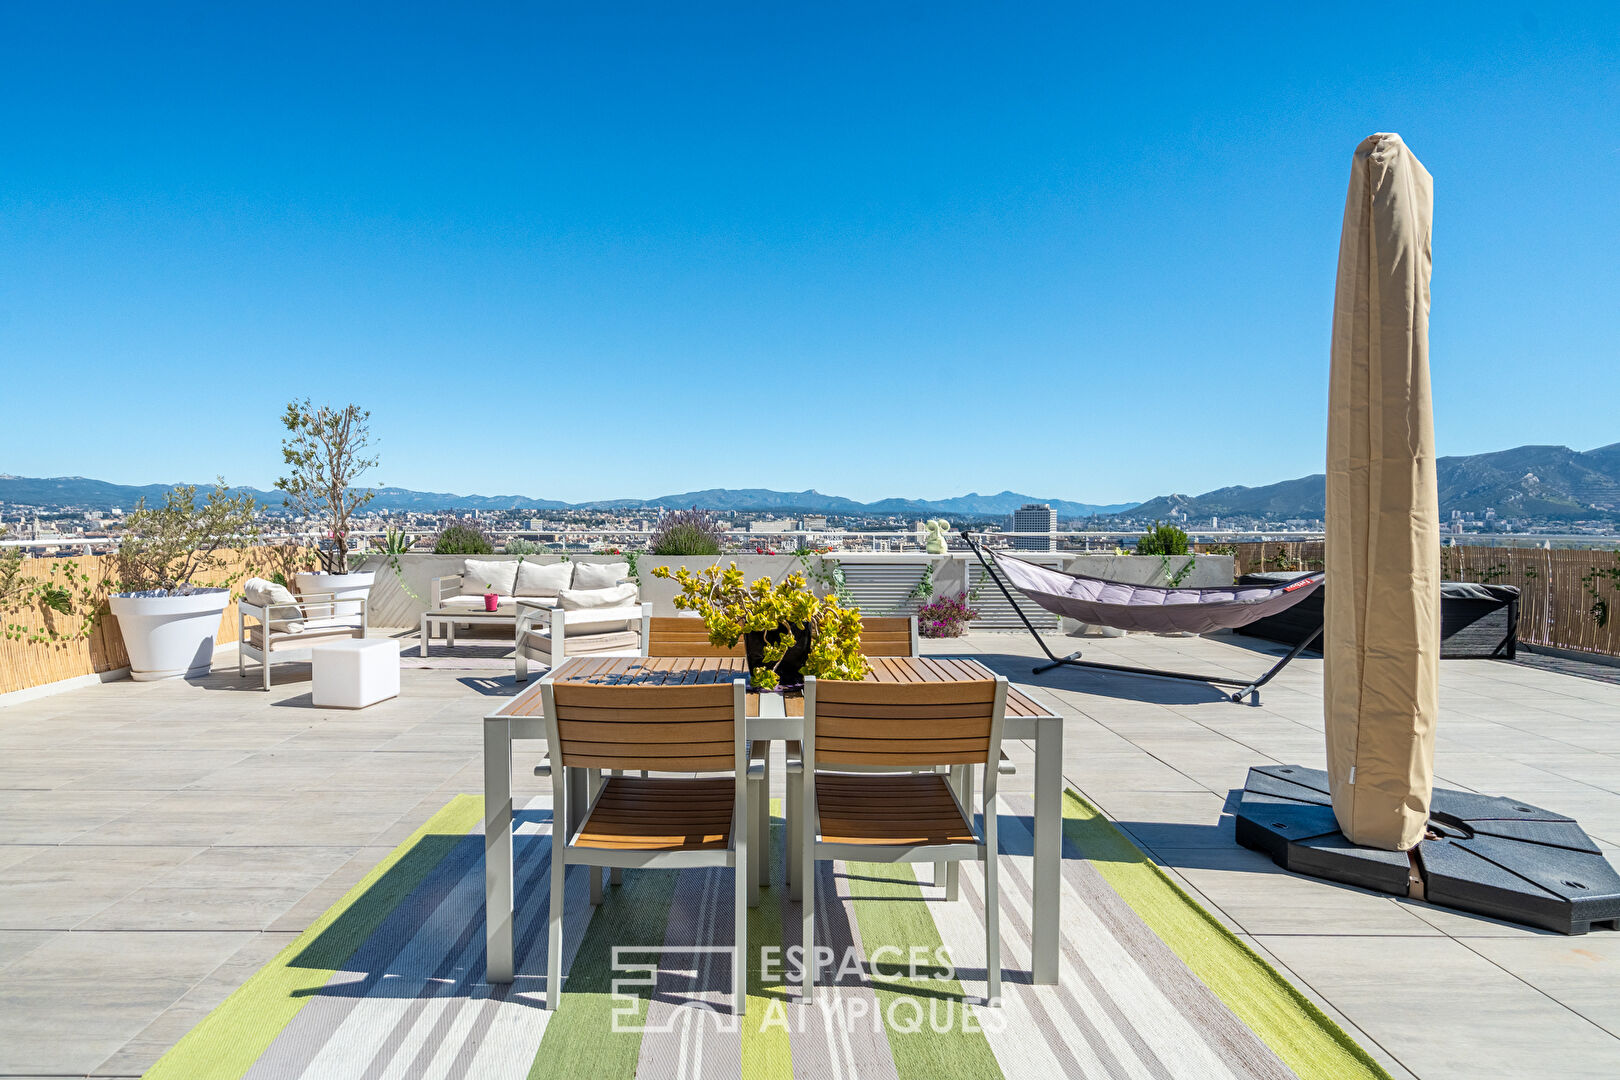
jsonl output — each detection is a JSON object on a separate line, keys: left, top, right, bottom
{"left": 311, "top": 638, "right": 400, "bottom": 709}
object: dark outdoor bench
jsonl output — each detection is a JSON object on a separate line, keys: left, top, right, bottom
{"left": 1234, "top": 573, "right": 1520, "bottom": 659}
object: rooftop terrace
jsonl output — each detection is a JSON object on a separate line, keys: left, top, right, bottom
{"left": 2, "top": 629, "right": 1618, "bottom": 1077}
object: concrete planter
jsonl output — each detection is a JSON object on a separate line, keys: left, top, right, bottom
{"left": 294, "top": 571, "right": 375, "bottom": 618}
{"left": 108, "top": 589, "right": 231, "bottom": 681}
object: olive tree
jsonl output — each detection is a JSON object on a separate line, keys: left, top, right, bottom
{"left": 116, "top": 482, "right": 261, "bottom": 594}
{"left": 276, "top": 400, "right": 378, "bottom": 574}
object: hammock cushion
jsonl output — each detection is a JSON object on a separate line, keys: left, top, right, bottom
{"left": 987, "top": 550, "right": 1324, "bottom": 636}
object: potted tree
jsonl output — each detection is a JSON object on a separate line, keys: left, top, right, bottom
{"left": 108, "top": 482, "right": 260, "bottom": 680}
{"left": 276, "top": 399, "right": 379, "bottom": 615}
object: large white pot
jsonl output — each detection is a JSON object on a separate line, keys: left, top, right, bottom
{"left": 294, "top": 570, "right": 376, "bottom": 618}
{"left": 108, "top": 589, "right": 232, "bottom": 681}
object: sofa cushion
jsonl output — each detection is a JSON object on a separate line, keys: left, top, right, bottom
{"left": 515, "top": 560, "right": 573, "bottom": 597}
{"left": 573, "top": 561, "right": 630, "bottom": 590}
{"left": 461, "top": 558, "right": 519, "bottom": 597}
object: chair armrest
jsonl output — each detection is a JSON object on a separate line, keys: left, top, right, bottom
{"left": 430, "top": 575, "right": 464, "bottom": 609}
{"left": 295, "top": 590, "right": 337, "bottom": 601}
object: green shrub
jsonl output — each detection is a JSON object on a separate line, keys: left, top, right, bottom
{"left": 433, "top": 523, "right": 495, "bottom": 555}
{"left": 1135, "top": 522, "right": 1190, "bottom": 556}
{"left": 503, "top": 538, "right": 543, "bottom": 555}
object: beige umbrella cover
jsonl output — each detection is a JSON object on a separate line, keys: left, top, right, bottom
{"left": 1324, "top": 133, "right": 1439, "bottom": 852}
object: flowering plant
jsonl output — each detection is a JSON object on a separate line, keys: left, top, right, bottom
{"left": 916, "top": 592, "right": 979, "bottom": 638}
{"left": 651, "top": 562, "right": 867, "bottom": 689}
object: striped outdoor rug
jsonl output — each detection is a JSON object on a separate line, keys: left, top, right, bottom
{"left": 144, "top": 794, "right": 1389, "bottom": 1080}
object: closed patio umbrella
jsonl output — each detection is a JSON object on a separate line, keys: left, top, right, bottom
{"left": 1324, "top": 133, "right": 1439, "bottom": 851}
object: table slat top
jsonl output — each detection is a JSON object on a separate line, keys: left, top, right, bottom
{"left": 490, "top": 655, "right": 1056, "bottom": 720}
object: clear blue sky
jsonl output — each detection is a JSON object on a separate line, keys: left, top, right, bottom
{"left": 2, "top": 3, "right": 1616, "bottom": 505}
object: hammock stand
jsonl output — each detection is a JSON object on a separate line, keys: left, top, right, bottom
{"left": 961, "top": 532, "right": 1324, "bottom": 704}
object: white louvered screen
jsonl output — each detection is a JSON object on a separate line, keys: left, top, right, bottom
{"left": 967, "top": 560, "right": 1062, "bottom": 631}
{"left": 836, "top": 562, "right": 929, "bottom": 617}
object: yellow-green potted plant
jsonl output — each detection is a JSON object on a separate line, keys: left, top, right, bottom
{"left": 652, "top": 563, "right": 867, "bottom": 689}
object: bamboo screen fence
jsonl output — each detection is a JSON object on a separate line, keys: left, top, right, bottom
{"left": 0, "top": 546, "right": 312, "bottom": 696}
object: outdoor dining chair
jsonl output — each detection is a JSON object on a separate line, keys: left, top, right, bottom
{"left": 539, "top": 677, "right": 756, "bottom": 1014}
{"left": 796, "top": 673, "right": 1009, "bottom": 1004}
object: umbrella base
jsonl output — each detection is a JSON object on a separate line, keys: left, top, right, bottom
{"left": 1234, "top": 764, "right": 1620, "bottom": 935}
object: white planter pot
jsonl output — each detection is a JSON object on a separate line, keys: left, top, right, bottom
{"left": 108, "top": 589, "right": 232, "bottom": 681}
{"left": 294, "top": 571, "right": 376, "bottom": 618}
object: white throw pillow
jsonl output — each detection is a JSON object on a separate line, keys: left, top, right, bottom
{"left": 558, "top": 582, "right": 639, "bottom": 610}
{"left": 514, "top": 560, "right": 574, "bottom": 597}
{"left": 462, "top": 558, "right": 518, "bottom": 597}
{"left": 573, "top": 561, "right": 630, "bottom": 590}
{"left": 242, "top": 578, "right": 304, "bottom": 633}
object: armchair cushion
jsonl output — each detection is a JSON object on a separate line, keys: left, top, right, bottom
{"left": 461, "top": 558, "right": 518, "bottom": 598}
{"left": 242, "top": 577, "right": 305, "bottom": 633}
{"left": 558, "top": 583, "right": 639, "bottom": 610}
{"left": 573, "top": 561, "right": 630, "bottom": 590}
{"left": 514, "top": 559, "right": 573, "bottom": 597}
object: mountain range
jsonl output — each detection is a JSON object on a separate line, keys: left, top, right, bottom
{"left": 1124, "top": 443, "right": 1620, "bottom": 523}
{"left": 0, "top": 476, "right": 1133, "bottom": 520}
{"left": 6, "top": 441, "right": 1617, "bottom": 523}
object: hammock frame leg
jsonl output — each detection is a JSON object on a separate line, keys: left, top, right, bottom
{"left": 961, "top": 531, "right": 1323, "bottom": 705}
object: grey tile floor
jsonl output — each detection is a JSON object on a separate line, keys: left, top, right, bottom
{"left": 0, "top": 630, "right": 1617, "bottom": 1077}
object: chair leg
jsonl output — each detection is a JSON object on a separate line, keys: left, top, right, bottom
{"left": 746, "top": 777, "right": 761, "bottom": 908}
{"left": 609, "top": 771, "right": 624, "bottom": 886}
{"left": 984, "top": 804, "right": 1002, "bottom": 1006}
{"left": 755, "top": 745, "right": 771, "bottom": 889}
{"left": 589, "top": 865, "right": 603, "bottom": 905}
{"left": 548, "top": 838, "right": 566, "bottom": 1008}
{"left": 735, "top": 829, "right": 749, "bottom": 1015}
{"left": 786, "top": 778, "right": 802, "bottom": 900}
{"left": 801, "top": 815, "right": 815, "bottom": 1001}
{"left": 263, "top": 654, "right": 271, "bottom": 692}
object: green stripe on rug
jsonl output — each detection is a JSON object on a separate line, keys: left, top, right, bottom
{"left": 741, "top": 802, "right": 793, "bottom": 1078}
{"left": 526, "top": 860, "right": 678, "bottom": 1077}
{"left": 1062, "top": 790, "right": 1393, "bottom": 1080}
{"left": 845, "top": 861, "right": 1003, "bottom": 1080}
{"left": 143, "top": 794, "right": 485, "bottom": 1080}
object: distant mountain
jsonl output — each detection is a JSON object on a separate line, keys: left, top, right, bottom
{"left": 1123, "top": 443, "right": 1620, "bottom": 524}
{"left": 0, "top": 475, "right": 1134, "bottom": 520}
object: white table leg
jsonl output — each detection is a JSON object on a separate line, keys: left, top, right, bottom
{"left": 1032, "top": 717, "right": 1063, "bottom": 985}
{"left": 420, "top": 614, "right": 430, "bottom": 658}
{"left": 484, "top": 718, "right": 515, "bottom": 983}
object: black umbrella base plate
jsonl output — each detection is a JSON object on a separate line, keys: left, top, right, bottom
{"left": 1235, "top": 765, "right": 1620, "bottom": 935}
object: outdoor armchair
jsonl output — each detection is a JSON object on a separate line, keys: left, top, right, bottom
{"left": 514, "top": 602, "right": 652, "bottom": 681}
{"left": 238, "top": 580, "right": 367, "bottom": 691}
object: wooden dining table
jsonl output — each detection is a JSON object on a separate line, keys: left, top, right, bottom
{"left": 482, "top": 655, "right": 1065, "bottom": 985}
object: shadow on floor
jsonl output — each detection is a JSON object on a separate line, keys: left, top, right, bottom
{"left": 958, "top": 652, "right": 1243, "bottom": 705}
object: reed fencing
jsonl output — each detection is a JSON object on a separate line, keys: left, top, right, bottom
{"left": 0, "top": 545, "right": 312, "bottom": 696}
{"left": 1198, "top": 541, "right": 1620, "bottom": 659}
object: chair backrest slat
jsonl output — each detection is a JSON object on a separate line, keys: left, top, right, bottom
{"left": 807, "top": 677, "right": 1001, "bottom": 767}
{"left": 858, "top": 616, "right": 916, "bottom": 657}
{"left": 547, "top": 680, "right": 739, "bottom": 771}
{"left": 647, "top": 617, "right": 745, "bottom": 658}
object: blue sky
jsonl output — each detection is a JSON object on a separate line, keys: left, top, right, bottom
{"left": 2, "top": 3, "right": 1616, "bottom": 505}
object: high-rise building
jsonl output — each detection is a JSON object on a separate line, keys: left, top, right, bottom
{"left": 1011, "top": 503, "right": 1057, "bottom": 552}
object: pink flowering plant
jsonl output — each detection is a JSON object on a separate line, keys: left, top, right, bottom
{"left": 916, "top": 591, "right": 979, "bottom": 638}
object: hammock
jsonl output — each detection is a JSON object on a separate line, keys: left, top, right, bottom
{"left": 963, "top": 533, "right": 1325, "bottom": 704}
